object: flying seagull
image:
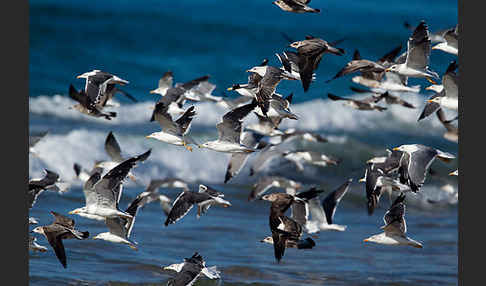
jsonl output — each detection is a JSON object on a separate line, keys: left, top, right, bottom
{"left": 305, "top": 179, "right": 352, "bottom": 232}
{"left": 363, "top": 193, "right": 423, "bottom": 248}
{"left": 276, "top": 51, "right": 317, "bottom": 82}
{"left": 394, "top": 144, "right": 455, "bottom": 192}
{"left": 268, "top": 128, "right": 328, "bottom": 145}
{"left": 76, "top": 69, "right": 136, "bottom": 107}
{"left": 249, "top": 176, "right": 302, "bottom": 201}
{"left": 290, "top": 36, "right": 345, "bottom": 92}
{"left": 273, "top": 0, "right": 320, "bottom": 13}
{"left": 224, "top": 131, "right": 266, "bottom": 183}
{"left": 326, "top": 46, "right": 402, "bottom": 83}
{"left": 163, "top": 252, "right": 221, "bottom": 286}
{"left": 146, "top": 103, "right": 197, "bottom": 151}
{"left": 68, "top": 84, "right": 117, "bottom": 120}
{"left": 164, "top": 185, "right": 232, "bottom": 226}
{"left": 92, "top": 192, "right": 145, "bottom": 250}
{"left": 436, "top": 108, "right": 458, "bottom": 143}
{"left": 327, "top": 93, "right": 387, "bottom": 111}
{"left": 253, "top": 93, "right": 299, "bottom": 126}
{"left": 69, "top": 149, "right": 152, "bottom": 220}
{"left": 246, "top": 65, "right": 298, "bottom": 116}
{"left": 29, "top": 169, "right": 70, "bottom": 212}
{"left": 227, "top": 58, "right": 268, "bottom": 98}
{"left": 245, "top": 112, "right": 285, "bottom": 136}
{"left": 385, "top": 21, "right": 439, "bottom": 83}
{"left": 432, "top": 25, "right": 458, "bottom": 56}
{"left": 283, "top": 150, "right": 340, "bottom": 171}
{"left": 199, "top": 100, "right": 258, "bottom": 153}
{"left": 134, "top": 178, "right": 191, "bottom": 216}
{"left": 426, "top": 61, "right": 458, "bottom": 111}
{"left": 31, "top": 211, "right": 89, "bottom": 268}
{"left": 29, "top": 235, "right": 48, "bottom": 253}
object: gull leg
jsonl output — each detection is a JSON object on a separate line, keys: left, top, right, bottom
{"left": 183, "top": 141, "right": 193, "bottom": 152}
{"left": 426, "top": 77, "right": 437, "bottom": 84}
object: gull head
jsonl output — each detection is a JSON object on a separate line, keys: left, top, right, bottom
{"left": 261, "top": 193, "right": 279, "bottom": 202}
{"left": 290, "top": 41, "right": 304, "bottom": 49}
{"left": 260, "top": 236, "right": 274, "bottom": 244}
{"left": 385, "top": 64, "right": 399, "bottom": 73}
{"left": 31, "top": 226, "right": 44, "bottom": 235}
{"left": 68, "top": 207, "right": 85, "bottom": 215}
{"left": 392, "top": 144, "right": 418, "bottom": 153}
{"left": 425, "top": 84, "right": 443, "bottom": 93}
{"left": 246, "top": 66, "right": 267, "bottom": 77}
{"left": 363, "top": 233, "right": 385, "bottom": 244}
{"left": 427, "top": 97, "right": 441, "bottom": 104}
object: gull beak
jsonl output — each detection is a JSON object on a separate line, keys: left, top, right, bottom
{"left": 427, "top": 99, "right": 434, "bottom": 103}
{"left": 76, "top": 75, "right": 83, "bottom": 79}
{"left": 425, "top": 86, "right": 432, "bottom": 91}
{"left": 392, "top": 147, "right": 400, "bottom": 151}
{"left": 384, "top": 68, "right": 391, "bottom": 72}
{"left": 129, "top": 245, "right": 138, "bottom": 251}
{"left": 363, "top": 238, "right": 369, "bottom": 243}
{"left": 145, "top": 135, "right": 151, "bottom": 139}
{"left": 358, "top": 178, "right": 365, "bottom": 183}
{"left": 227, "top": 87, "right": 233, "bottom": 91}
{"left": 68, "top": 210, "right": 74, "bottom": 215}
{"left": 149, "top": 90, "right": 156, "bottom": 94}
{"left": 426, "top": 78, "right": 437, "bottom": 84}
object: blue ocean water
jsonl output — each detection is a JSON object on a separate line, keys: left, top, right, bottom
{"left": 29, "top": 0, "right": 458, "bottom": 285}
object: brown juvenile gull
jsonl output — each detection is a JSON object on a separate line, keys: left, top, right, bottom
{"left": 69, "top": 149, "right": 151, "bottom": 220}
{"left": 363, "top": 193, "right": 423, "bottom": 248}
{"left": 273, "top": 0, "right": 320, "bottom": 13}
{"left": 261, "top": 192, "right": 316, "bottom": 262}
{"left": 29, "top": 169, "right": 70, "bottom": 214}
{"left": 348, "top": 87, "right": 415, "bottom": 109}
{"left": 327, "top": 93, "right": 387, "bottom": 111}
{"left": 290, "top": 36, "right": 345, "bottom": 92}
{"left": 146, "top": 103, "right": 197, "bottom": 151}
{"left": 254, "top": 93, "right": 299, "bottom": 126}
{"left": 385, "top": 21, "right": 439, "bottom": 82}
{"left": 31, "top": 211, "right": 90, "bottom": 268}
{"left": 394, "top": 144, "right": 455, "bottom": 193}
{"left": 163, "top": 252, "right": 221, "bottom": 286}
{"left": 164, "top": 185, "right": 231, "bottom": 226}
{"left": 276, "top": 51, "right": 317, "bottom": 82}
{"left": 326, "top": 46, "right": 402, "bottom": 83}
{"left": 283, "top": 150, "right": 339, "bottom": 172}
{"left": 199, "top": 100, "right": 258, "bottom": 153}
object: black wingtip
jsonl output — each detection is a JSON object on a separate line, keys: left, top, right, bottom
{"left": 73, "top": 163, "right": 82, "bottom": 177}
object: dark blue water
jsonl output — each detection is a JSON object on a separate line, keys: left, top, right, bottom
{"left": 29, "top": 0, "right": 458, "bottom": 285}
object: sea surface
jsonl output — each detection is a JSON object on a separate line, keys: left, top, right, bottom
{"left": 29, "top": 0, "right": 458, "bottom": 285}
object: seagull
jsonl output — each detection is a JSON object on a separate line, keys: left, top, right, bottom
{"left": 163, "top": 252, "right": 221, "bottom": 286}
{"left": 31, "top": 211, "right": 90, "bottom": 268}
{"left": 227, "top": 59, "right": 268, "bottom": 98}
{"left": 134, "top": 178, "right": 191, "bottom": 216}
{"left": 146, "top": 103, "right": 197, "bottom": 151}
{"left": 377, "top": 91, "right": 416, "bottom": 109}
{"left": 245, "top": 112, "right": 285, "bottom": 136}
{"left": 436, "top": 109, "right": 458, "bottom": 143}
{"left": 290, "top": 36, "right": 345, "bottom": 92}
{"left": 248, "top": 144, "right": 287, "bottom": 176}
{"left": 199, "top": 100, "right": 258, "bottom": 153}
{"left": 432, "top": 25, "right": 458, "bottom": 56}
{"left": 449, "top": 169, "right": 458, "bottom": 176}
{"left": 76, "top": 69, "right": 136, "bottom": 108}
{"left": 360, "top": 163, "right": 411, "bottom": 215}
{"left": 150, "top": 71, "right": 174, "bottom": 96}
{"left": 327, "top": 93, "right": 387, "bottom": 111}
{"left": 249, "top": 176, "right": 302, "bottom": 201}
{"left": 363, "top": 193, "right": 423, "bottom": 248}
{"left": 29, "top": 130, "right": 48, "bottom": 155}
{"left": 385, "top": 21, "right": 439, "bottom": 83}
{"left": 326, "top": 46, "right": 402, "bottom": 83}
{"left": 29, "top": 169, "right": 70, "bottom": 212}
{"left": 261, "top": 192, "right": 316, "bottom": 262}
{"left": 254, "top": 93, "right": 299, "bottom": 125}
{"left": 68, "top": 84, "right": 117, "bottom": 120}
{"left": 275, "top": 51, "right": 317, "bottom": 82}
{"left": 393, "top": 144, "right": 455, "bottom": 192}
{"left": 426, "top": 61, "right": 459, "bottom": 111}
{"left": 268, "top": 128, "right": 328, "bottom": 145}
{"left": 69, "top": 149, "right": 151, "bottom": 220}
{"left": 246, "top": 65, "right": 298, "bottom": 116}
{"left": 164, "top": 185, "right": 232, "bottom": 226}
{"left": 272, "top": 0, "right": 320, "bottom": 13}
{"left": 283, "top": 150, "right": 340, "bottom": 171}
{"left": 224, "top": 131, "right": 266, "bottom": 183}
{"left": 305, "top": 179, "right": 352, "bottom": 233}
{"left": 92, "top": 192, "right": 145, "bottom": 250}
{"left": 29, "top": 235, "right": 48, "bottom": 253}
